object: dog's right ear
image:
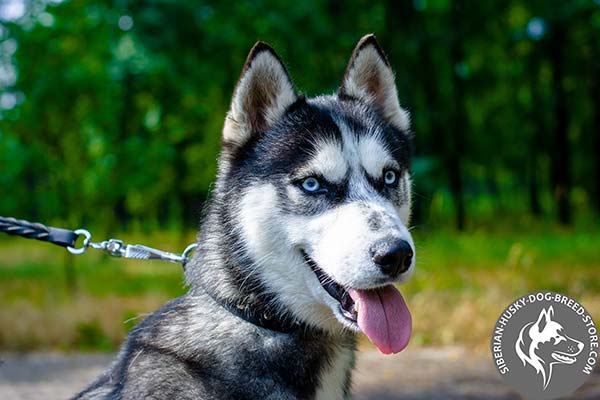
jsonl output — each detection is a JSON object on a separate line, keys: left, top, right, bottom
{"left": 222, "top": 42, "right": 298, "bottom": 148}
{"left": 535, "top": 307, "right": 550, "bottom": 333}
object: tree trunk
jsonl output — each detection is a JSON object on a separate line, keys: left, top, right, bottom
{"left": 113, "top": 70, "right": 135, "bottom": 230}
{"left": 382, "top": 0, "right": 414, "bottom": 63}
{"left": 528, "top": 52, "right": 543, "bottom": 217}
{"left": 548, "top": 22, "right": 571, "bottom": 225}
{"left": 413, "top": 36, "right": 440, "bottom": 226}
{"left": 591, "top": 48, "right": 600, "bottom": 216}
{"left": 449, "top": 0, "right": 467, "bottom": 231}
{"left": 529, "top": 164, "right": 541, "bottom": 216}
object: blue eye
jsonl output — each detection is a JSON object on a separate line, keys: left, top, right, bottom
{"left": 302, "top": 177, "right": 321, "bottom": 192}
{"left": 384, "top": 170, "right": 397, "bottom": 186}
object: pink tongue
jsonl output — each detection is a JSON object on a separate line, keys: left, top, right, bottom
{"left": 349, "top": 286, "right": 411, "bottom": 355}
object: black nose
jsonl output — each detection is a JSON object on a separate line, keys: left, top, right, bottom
{"left": 371, "top": 239, "right": 413, "bottom": 277}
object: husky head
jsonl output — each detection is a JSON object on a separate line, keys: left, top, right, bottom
{"left": 191, "top": 35, "right": 414, "bottom": 354}
{"left": 515, "top": 306, "right": 584, "bottom": 389}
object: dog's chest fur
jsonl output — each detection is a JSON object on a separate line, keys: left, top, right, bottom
{"left": 314, "top": 345, "right": 354, "bottom": 399}
{"left": 75, "top": 293, "right": 356, "bottom": 400}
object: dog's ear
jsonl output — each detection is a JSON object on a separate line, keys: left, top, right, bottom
{"left": 535, "top": 308, "right": 550, "bottom": 333}
{"left": 339, "top": 34, "right": 410, "bottom": 132}
{"left": 223, "top": 42, "right": 298, "bottom": 148}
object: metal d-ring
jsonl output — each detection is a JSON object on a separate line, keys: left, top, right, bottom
{"left": 67, "top": 229, "right": 92, "bottom": 255}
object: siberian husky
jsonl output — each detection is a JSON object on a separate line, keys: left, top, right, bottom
{"left": 516, "top": 306, "right": 584, "bottom": 389}
{"left": 75, "top": 34, "right": 415, "bottom": 400}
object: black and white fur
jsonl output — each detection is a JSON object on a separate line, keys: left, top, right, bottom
{"left": 74, "top": 34, "right": 415, "bottom": 400}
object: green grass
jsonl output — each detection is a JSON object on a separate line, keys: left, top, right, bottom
{"left": 402, "top": 228, "right": 600, "bottom": 348}
{"left": 0, "top": 227, "right": 599, "bottom": 351}
{"left": 0, "top": 231, "right": 192, "bottom": 351}
{"left": 411, "top": 229, "right": 600, "bottom": 292}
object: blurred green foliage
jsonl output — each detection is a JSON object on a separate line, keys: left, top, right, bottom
{"left": 0, "top": 0, "right": 600, "bottom": 231}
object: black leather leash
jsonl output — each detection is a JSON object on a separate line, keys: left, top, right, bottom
{"left": 0, "top": 216, "right": 79, "bottom": 248}
{"left": 0, "top": 216, "right": 197, "bottom": 267}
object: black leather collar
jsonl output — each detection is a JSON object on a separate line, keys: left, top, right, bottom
{"left": 219, "top": 299, "right": 300, "bottom": 334}
{"left": 202, "top": 288, "right": 300, "bottom": 334}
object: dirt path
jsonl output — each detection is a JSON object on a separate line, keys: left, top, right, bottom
{"left": 0, "top": 347, "right": 598, "bottom": 399}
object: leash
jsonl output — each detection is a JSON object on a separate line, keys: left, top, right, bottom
{"left": 1, "top": 216, "right": 303, "bottom": 333}
{"left": 0, "top": 216, "right": 197, "bottom": 268}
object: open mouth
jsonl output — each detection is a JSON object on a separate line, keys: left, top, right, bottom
{"left": 302, "top": 251, "right": 357, "bottom": 323}
{"left": 300, "top": 250, "right": 412, "bottom": 355}
{"left": 552, "top": 351, "right": 577, "bottom": 364}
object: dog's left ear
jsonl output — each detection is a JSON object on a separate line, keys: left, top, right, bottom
{"left": 223, "top": 42, "right": 298, "bottom": 148}
{"left": 340, "top": 34, "right": 410, "bottom": 132}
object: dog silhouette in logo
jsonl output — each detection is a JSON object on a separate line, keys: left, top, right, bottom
{"left": 515, "top": 306, "right": 584, "bottom": 389}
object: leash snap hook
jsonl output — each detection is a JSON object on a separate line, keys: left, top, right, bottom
{"left": 86, "top": 238, "right": 126, "bottom": 257}
{"left": 103, "top": 239, "right": 126, "bottom": 257}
